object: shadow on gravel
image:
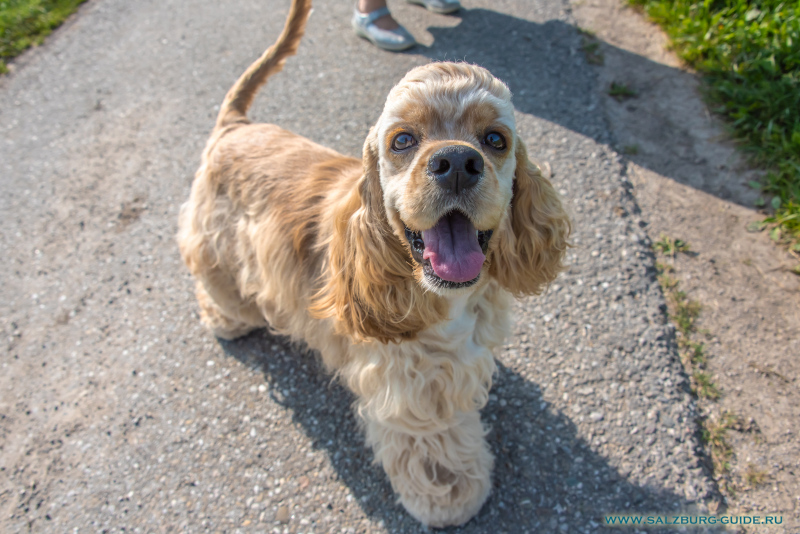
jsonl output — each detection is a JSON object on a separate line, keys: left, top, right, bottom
{"left": 221, "top": 329, "right": 704, "bottom": 533}
{"left": 414, "top": 8, "right": 751, "bottom": 206}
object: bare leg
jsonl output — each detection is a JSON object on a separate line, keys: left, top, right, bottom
{"left": 357, "top": 0, "right": 400, "bottom": 30}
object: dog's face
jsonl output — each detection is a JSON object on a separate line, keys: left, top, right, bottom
{"left": 371, "top": 63, "right": 518, "bottom": 294}
{"left": 317, "top": 62, "right": 569, "bottom": 343}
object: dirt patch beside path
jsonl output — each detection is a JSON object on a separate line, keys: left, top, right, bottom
{"left": 570, "top": 0, "right": 800, "bottom": 529}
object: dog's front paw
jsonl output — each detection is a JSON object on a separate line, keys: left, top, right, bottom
{"left": 396, "top": 455, "right": 493, "bottom": 527}
{"left": 367, "top": 412, "right": 493, "bottom": 527}
{"left": 194, "top": 281, "right": 261, "bottom": 340}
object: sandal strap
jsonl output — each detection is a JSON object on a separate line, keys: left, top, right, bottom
{"left": 356, "top": 6, "right": 392, "bottom": 25}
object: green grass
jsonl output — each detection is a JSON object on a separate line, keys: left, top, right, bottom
{"left": 693, "top": 370, "right": 722, "bottom": 399}
{"left": 702, "top": 410, "right": 738, "bottom": 475}
{"left": 670, "top": 289, "right": 702, "bottom": 335}
{"left": 743, "top": 463, "right": 768, "bottom": 487}
{"left": 654, "top": 234, "right": 691, "bottom": 257}
{"left": 685, "top": 340, "right": 707, "bottom": 365}
{"left": 629, "top": 0, "right": 800, "bottom": 245}
{"left": 581, "top": 38, "right": 605, "bottom": 65}
{"left": 0, "top": 0, "right": 88, "bottom": 73}
{"left": 623, "top": 144, "right": 640, "bottom": 155}
{"left": 608, "top": 81, "right": 639, "bottom": 100}
{"left": 654, "top": 241, "right": 722, "bottom": 401}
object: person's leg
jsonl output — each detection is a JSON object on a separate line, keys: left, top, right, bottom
{"left": 352, "top": 0, "right": 416, "bottom": 51}
{"left": 357, "top": 0, "right": 399, "bottom": 30}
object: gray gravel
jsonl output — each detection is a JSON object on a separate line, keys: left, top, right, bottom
{"left": 0, "top": 0, "right": 720, "bottom": 532}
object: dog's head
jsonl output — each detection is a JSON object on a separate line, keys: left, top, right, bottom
{"left": 371, "top": 63, "right": 517, "bottom": 293}
{"left": 313, "top": 62, "right": 570, "bottom": 343}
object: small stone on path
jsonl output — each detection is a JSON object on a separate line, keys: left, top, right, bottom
{"left": 275, "top": 505, "right": 290, "bottom": 523}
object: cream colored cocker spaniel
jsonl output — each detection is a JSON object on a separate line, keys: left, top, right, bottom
{"left": 178, "top": 0, "right": 570, "bottom": 526}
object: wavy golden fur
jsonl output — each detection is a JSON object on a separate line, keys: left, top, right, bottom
{"left": 178, "top": 0, "right": 570, "bottom": 526}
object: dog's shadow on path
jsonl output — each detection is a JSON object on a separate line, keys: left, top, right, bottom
{"left": 222, "top": 329, "right": 698, "bottom": 533}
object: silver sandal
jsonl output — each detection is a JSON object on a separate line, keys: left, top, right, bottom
{"left": 352, "top": 6, "right": 416, "bottom": 51}
{"left": 407, "top": 0, "right": 461, "bottom": 14}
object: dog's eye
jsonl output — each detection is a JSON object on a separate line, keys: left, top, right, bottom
{"left": 483, "top": 132, "right": 507, "bottom": 151}
{"left": 391, "top": 133, "right": 417, "bottom": 152}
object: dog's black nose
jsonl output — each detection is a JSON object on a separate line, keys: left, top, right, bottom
{"left": 427, "top": 145, "right": 484, "bottom": 195}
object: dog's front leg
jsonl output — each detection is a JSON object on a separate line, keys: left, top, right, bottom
{"left": 364, "top": 409, "right": 493, "bottom": 527}
{"left": 344, "top": 348, "right": 495, "bottom": 527}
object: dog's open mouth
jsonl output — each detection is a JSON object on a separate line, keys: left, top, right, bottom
{"left": 404, "top": 211, "right": 493, "bottom": 289}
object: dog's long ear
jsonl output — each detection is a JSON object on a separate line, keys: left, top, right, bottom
{"left": 490, "top": 137, "right": 571, "bottom": 296}
{"left": 310, "top": 129, "right": 445, "bottom": 343}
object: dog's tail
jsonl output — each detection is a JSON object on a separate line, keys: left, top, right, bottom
{"left": 215, "top": 0, "right": 312, "bottom": 129}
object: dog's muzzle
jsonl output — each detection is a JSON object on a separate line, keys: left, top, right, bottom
{"left": 427, "top": 145, "right": 484, "bottom": 195}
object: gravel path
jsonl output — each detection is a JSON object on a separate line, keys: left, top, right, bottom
{"left": 0, "top": 0, "right": 719, "bottom": 531}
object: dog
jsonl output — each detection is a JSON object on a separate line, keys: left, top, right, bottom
{"left": 178, "top": 0, "right": 570, "bottom": 526}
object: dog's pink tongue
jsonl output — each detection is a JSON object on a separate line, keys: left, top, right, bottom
{"left": 422, "top": 212, "right": 485, "bottom": 283}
